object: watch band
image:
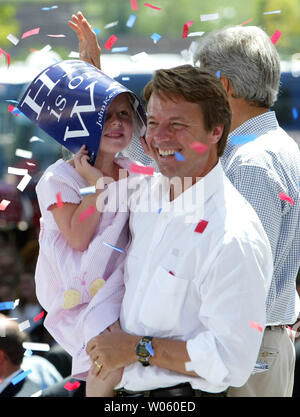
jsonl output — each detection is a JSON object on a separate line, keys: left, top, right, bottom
{"left": 135, "top": 336, "right": 154, "bottom": 366}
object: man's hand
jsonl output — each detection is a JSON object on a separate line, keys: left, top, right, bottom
{"left": 68, "top": 11, "right": 101, "bottom": 70}
{"left": 86, "top": 323, "right": 139, "bottom": 381}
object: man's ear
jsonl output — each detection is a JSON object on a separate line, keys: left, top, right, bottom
{"left": 210, "top": 125, "right": 224, "bottom": 144}
{"left": 139, "top": 136, "right": 153, "bottom": 158}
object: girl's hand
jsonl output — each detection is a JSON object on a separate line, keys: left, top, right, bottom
{"left": 67, "top": 144, "right": 88, "bottom": 168}
{"left": 68, "top": 11, "right": 101, "bottom": 70}
{"left": 73, "top": 152, "right": 103, "bottom": 186}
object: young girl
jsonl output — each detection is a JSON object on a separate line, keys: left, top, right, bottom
{"left": 34, "top": 87, "right": 147, "bottom": 396}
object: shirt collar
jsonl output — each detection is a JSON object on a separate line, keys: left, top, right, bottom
{"left": 224, "top": 111, "right": 279, "bottom": 158}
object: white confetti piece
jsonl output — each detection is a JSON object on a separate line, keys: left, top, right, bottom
{"left": 200, "top": 13, "right": 219, "bottom": 21}
{"left": 22, "top": 342, "right": 50, "bottom": 352}
{"left": 19, "top": 320, "right": 30, "bottom": 332}
{"left": 31, "top": 390, "right": 43, "bottom": 397}
{"left": 104, "top": 20, "right": 119, "bottom": 29}
{"left": 17, "top": 174, "right": 32, "bottom": 192}
{"left": 188, "top": 31, "right": 205, "bottom": 37}
{"left": 29, "top": 136, "right": 44, "bottom": 143}
{"left": 263, "top": 10, "right": 281, "bottom": 15}
{"left": 68, "top": 51, "right": 80, "bottom": 58}
{"left": 0, "top": 199, "right": 10, "bottom": 211}
{"left": 8, "top": 167, "right": 28, "bottom": 176}
{"left": 130, "top": 51, "right": 149, "bottom": 62}
{"left": 7, "top": 33, "right": 19, "bottom": 45}
{"left": 15, "top": 148, "right": 33, "bottom": 159}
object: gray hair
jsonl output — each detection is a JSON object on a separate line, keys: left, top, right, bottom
{"left": 193, "top": 26, "right": 281, "bottom": 108}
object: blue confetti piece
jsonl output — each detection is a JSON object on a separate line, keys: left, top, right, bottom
{"left": 292, "top": 107, "right": 298, "bottom": 120}
{"left": 126, "top": 14, "right": 136, "bottom": 28}
{"left": 11, "top": 370, "right": 32, "bottom": 385}
{"left": 111, "top": 46, "right": 129, "bottom": 53}
{"left": 24, "top": 349, "right": 33, "bottom": 357}
{"left": 0, "top": 301, "right": 15, "bottom": 311}
{"left": 158, "top": 208, "right": 162, "bottom": 214}
{"left": 103, "top": 242, "right": 124, "bottom": 253}
{"left": 145, "top": 341, "right": 154, "bottom": 357}
{"left": 150, "top": 33, "right": 162, "bottom": 43}
{"left": 231, "top": 134, "right": 257, "bottom": 145}
{"left": 216, "top": 70, "right": 221, "bottom": 79}
{"left": 42, "top": 5, "right": 58, "bottom": 10}
{"left": 5, "top": 99, "right": 19, "bottom": 104}
{"left": 93, "top": 28, "right": 101, "bottom": 35}
{"left": 174, "top": 151, "right": 185, "bottom": 161}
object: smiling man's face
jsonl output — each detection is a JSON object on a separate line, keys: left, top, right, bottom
{"left": 145, "top": 92, "right": 223, "bottom": 181}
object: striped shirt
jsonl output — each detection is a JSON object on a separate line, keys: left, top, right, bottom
{"left": 221, "top": 111, "right": 300, "bottom": 325}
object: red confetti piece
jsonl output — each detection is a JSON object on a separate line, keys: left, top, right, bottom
{"left": 0, "top": 47, "right": 11, "bottom": 67}
{"left": 249, "top": 321, "right": 263, "bottom": 333}
{"left": 79, "top": 205, "right": 96, "bottom": 222}
{"left": 169, "top": 271, "right": 175, "bottom": 276}
{"left": 239, "top": 18, "right": 253, "bottom": 26}
{"left": 144, "top": 2, "right": 161, "bottom": 10}
{"left": 56, "top": 192, "right": 63, "bottom": 209}
{"left": 34, "top": 311, "right": 45, "bottom": 322}
{"left": 182, "top": 20, "right": 193, "bottom": 38}
{"left": 194, "top": 220, "right": 208, "bottom": 234}
{"left": 129, "top": 163, "right": 155, "bottom": 176}
{"left": 21, "top": 27, "right": 40, "bottom": 39}
{"left": 130, "top": 0, "right": 138, "bottom": 10}
{"left": 270, "top": 29, "right": 282, "bottom": 45}
{"left": 64, "top": 380, "right": 81, "bottom": 391}
{"left": 104, "top": 35, "right": 118, "bottom": 50}
{"left": 189, "top": 142, "right": 208, "bottom": 154}
{"left": 0, "top": 200, "right": 10, "bottom": 211}
{"left": 8, "top": 104, "right": 18, "bottom": 116}
{"left": 278, "top": 192, "right": 295, "bottom": 205}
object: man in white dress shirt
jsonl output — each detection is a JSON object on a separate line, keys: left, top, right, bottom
{"left": 85, "top": 65, "right": 273, "bottom": 397}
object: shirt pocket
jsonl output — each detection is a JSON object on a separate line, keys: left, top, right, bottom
{"left": 138, "top": 266, "right": 191, "bottom": 332}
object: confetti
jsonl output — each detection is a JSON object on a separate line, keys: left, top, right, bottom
{"left": 15, "top": 148, "right": 32, "bottom": 159}
{"left": 21, "top": 27, "right": 40, "bottom": 39}
{"left": 8, "top": 104, "right": 19, "bottom": 116}
{"left": 24, "top": 349, "right": 33, "bottom": 357}
{"left": 158, "top": 208, "right": 162, "bottom": 214}
{"left": 29, "top": 136, "right": 44, "bottom": 143}
{"left": 64, "top": 381, "right": 81, "bottom": 391}
{"left": 104, "top": 21, "right": 119, "bottom": 29}
{"left": 47, "top": 34, "right": 66, "bottom": 38}
{"left": 11, "top": 370, "right": 32, "bottom": 385}
{"left": 23, "top": 342, "right": 50, "bottom": 351}
{"left": 103, "top": 242, "right": 124, "bottom": 253}
{"left": 130, "top": 51, "right": 149, "bottom": 62}
{"left": 129, "top": 163, "right": 155, "bottom": 176}
{"left": 0, "top": 301, "right": 15, "bottom": 311}
{"left": 34, "top": 311, "right": 45, "bottom": 322}
{"left": 93, "top": 28, "right": 101, "bottom": 35}
{"left": 0, "top": 47, "right": 11, "bottom": 67}
{"left": 126, "top": 14, "right": 137, "bottom": 28}
{"left": 189, "top": 142, "right": 208, "bottom": 154}
{"left": 42, "top": 5, "right": 58, "bottom": 10}
{"left": 270, "top": 30, "right": 282, "bottom": 45}
{"left": 130, "top": 0, "right": 139, "bottom": 11}
{"left": 169, "top": 271, "right": 175, "bottom": 276}
{"left": 111, "top": 46, "right": 129, "bottom": 53}
{"left": 230, "top": 134, "right": 257, "bottom": 145}
{"left": 8, "top": 167, "right": 28, "bottom": 176}
{"left": 79, "top": 205, "right": 96, "bottom": 222}
{"left": 182, "top": 20, "right": 193, "bottom": 38}
{"left": 200, "top": 13, "right": 219, "bottom": 22}
{"left": 150, "top": 33, "right": 162, "bottom": 43}
{"left": 56, "top": 192, "right": 64, "bottom": 209}
{"left": 239, "top": 18, "right": 254, "bottom": 26}
{"left": 264, "top": 10, "right": 281, "bottom": 15}
{"left": 80, "top": 186, "right": 96, "bottom": 196}
{"left": 104, "top": 35, "right": 118, "bottom": 50}
{"left": 68, "top": 51, "right": 80, "bottom": 58}
{"left": 19, "top": 320, "right": 30, "bottom": 332}
{"left": 122, "top": 76, "right": 130, "bottom": 81}
{"left": 7, "top": 33, "right": 19, "bottom": 46}
{"left": 0, "top": 200, "right": 11, "bottom": 211}
{"left": 175, "top": 151, "right": 185, "bottom": 161}
{"left": 216, "top": 70, "right": 221, "bottom": 79}
{"left": 278, "top": 192, "right": 295, "bottom": 205}
{"left": 194, "top": 220, "right": 208, "bottom": 234}
{"left": 249, "top": 321, "right": 263, "bottom": 332}
{"left": 187, "top": 31, "right": 205, "bottom": 38}
{"left": 292, "top": 107, "right": 298, "bottom": 120}
{"left": 145, "top": 341, "right": 154, "bottom": 356}
{"left": 144, "top": 3, "right": 161, "bottom": 10}
{"left": 17, "top": 174, "right": 32, "bottom": 192}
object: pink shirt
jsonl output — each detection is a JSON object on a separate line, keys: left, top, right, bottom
{"left": 35, "top": 157, "right": 133, "bottom": 379}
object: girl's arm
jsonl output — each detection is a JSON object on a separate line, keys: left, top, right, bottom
{"left": 50, "top": 147, "right": 104, "bottom": 252}
{"left": 68, "top": 11, "right": 101, "bottom": 70}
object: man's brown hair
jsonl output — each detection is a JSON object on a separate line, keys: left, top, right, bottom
{"left": 143, "top": 65, "right": 232, "bottom": 157}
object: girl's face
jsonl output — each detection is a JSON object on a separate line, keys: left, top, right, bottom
{"left": 100, "top": 93, "right": 134, "bottom": 155}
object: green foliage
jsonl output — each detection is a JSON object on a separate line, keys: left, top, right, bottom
{"left": 0, "top": 5, "right": 19, "bottom": 48}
